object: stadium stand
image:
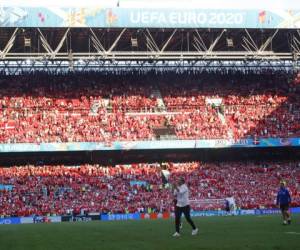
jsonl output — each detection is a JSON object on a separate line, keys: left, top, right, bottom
{"left": 0, "top": 70, "right": 299, "bottom": 143}
{"left": 0, "top": 161, "right": 299, "bottom": 217}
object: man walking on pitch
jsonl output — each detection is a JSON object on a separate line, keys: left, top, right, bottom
{"left": 276, "top": 180, "right": 292, "bottom": 225}
{"left": 172, "top": 177, "right": 198, "bottom": 237}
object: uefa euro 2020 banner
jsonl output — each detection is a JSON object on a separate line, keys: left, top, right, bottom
{"left": 1, "top": 0, "right": 300, "bottom": 28}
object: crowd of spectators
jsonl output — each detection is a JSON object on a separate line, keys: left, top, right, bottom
{"left": 0, "top": 161, "right": 299, "bottom": 217}
{"left": 0, "top": 70, "right": 299, "bottom": 143}
{"left": 159, "top": 71, "right": 300, "bottom": 139}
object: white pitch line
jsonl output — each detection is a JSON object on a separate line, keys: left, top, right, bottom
{"left": 285, "top": 232, "right": 300, "bottom": 235}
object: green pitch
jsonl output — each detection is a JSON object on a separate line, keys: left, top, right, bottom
{"left": 0, "top": 215, "right": 299, "bottom": 250}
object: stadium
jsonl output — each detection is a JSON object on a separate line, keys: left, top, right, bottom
{"left": 0, "top": 0, "right": 300, "bottom": 249}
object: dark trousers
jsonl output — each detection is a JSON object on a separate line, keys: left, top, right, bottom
{"left": 175, "top": 205, "right": 196, "bottom": 233}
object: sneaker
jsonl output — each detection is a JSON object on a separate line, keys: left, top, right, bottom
{"left": 173, "top": 232, "right": 180, "bottom": 237}
{"left": 192, "top": 228, "right": 199, "bottom": 236}
{"left": 288, "top": 219, "right": 291, "bottom": 225}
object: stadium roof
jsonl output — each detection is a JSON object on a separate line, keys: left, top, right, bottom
{"left": 1, "top": 0, "right": 300, "bottom": 72}
{"left": 0, "top": 28, "right": 299, "bottom": 62}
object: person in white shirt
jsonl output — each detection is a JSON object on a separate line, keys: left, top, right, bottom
{"left": 225, "top": 197, "right": 236, "bottom": 215}
{"left": 172, "top": 177, "right": 198, "bottom": 237}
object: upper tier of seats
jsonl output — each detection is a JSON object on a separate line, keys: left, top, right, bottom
{"left": 0, "top": 70, "right": 299, "bottom": 143}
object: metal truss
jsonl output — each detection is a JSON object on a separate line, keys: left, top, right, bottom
{"left": 242, "top": 29, "right": 279, "bottom": 59}
{"left": 1, "top": 59, "right": 298, "bottom": 75}
{"left": 0, "top": 28, "right": 18, "bottom": 59}
{"left": 291, "top": 30, "right": 300, "bottom": 60}
{"left": 0, "top": 28, "right": 299, "bottom": 69}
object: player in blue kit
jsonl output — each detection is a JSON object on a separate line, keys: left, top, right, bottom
{"left": 276, "top": 180, "right": 292, "bottom": 225}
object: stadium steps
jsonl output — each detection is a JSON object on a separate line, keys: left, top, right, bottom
{"left": 218, "top": 111, "right": 234, "bottom": 139}
{"left": 218, "top": 112, "right": 226, "bottom": 125}
{"left": 227, "top": 118, "right": 236, "bottom": 139}
{"left": 152, "top": 88, "right": 166, "bottom": 111}
{"left": 90, "top": 99, "right": 109, "bottom": 114}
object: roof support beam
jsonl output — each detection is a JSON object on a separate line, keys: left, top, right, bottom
{"left": 107, "top": 28, "right": 126, "bottom": 54}
{"left": 242, "top": 29, "right": 279, "bottom": 59}
{"left": 38, "top": 28, "right": 70, "bottom": 59}
{"left": 54, "top": 28, "right": 70, "bottom": 55}
{"left": 160, "top": 29, "right": 177, "bottom": 54}
{"left": 193, "top": 29, "right": 208, "bottom": 52}
{"left": 207, "top": 29, "right": 225, "bottom": 53}
{"left": 259, "top": 29, "right": 278, "bottom": 52}
{"left": 291, "top": 30, "right": 300, "bottom": 54}
{"left": 89, "top": 28, "right": 106, "bottom": 54}
{"left": 242, "top": 29, "right": 259, "bottom": 52}
{"left": 38, "top": 28, "right": 54, "bottom": 55}
{"left": 145, "top": 29, "right": 160, "bottom": 52}
{"left": 0, "top": 28, "right": 18, "bottom": 59}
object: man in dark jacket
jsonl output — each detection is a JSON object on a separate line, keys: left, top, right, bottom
{"left": 276, "top": 180, "right": 292, "bottom": 225}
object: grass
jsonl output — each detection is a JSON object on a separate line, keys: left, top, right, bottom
{"left": 0, "top": 215, "right": 299, "bottom": 250}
